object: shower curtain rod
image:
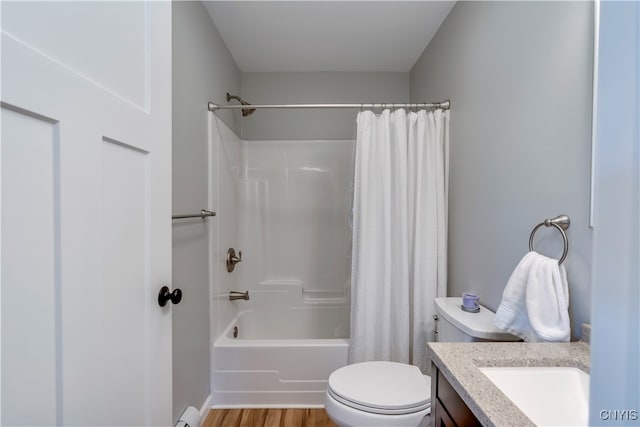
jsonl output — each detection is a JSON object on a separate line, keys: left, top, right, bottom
{"left": 207, "top": 100, "right": 451, "bottom": 112}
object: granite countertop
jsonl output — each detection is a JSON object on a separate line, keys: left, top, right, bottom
{"left": 427, "top": 341, "right": 591, "bottom": 427}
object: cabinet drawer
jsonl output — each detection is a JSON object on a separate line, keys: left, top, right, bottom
{"left": 436, "top": 370, "right": 481, "bottom": 427}
{"left": 434, "top": 398, "right": 456, "bottom": 427}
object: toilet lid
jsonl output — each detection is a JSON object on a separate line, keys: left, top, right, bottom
{"left": 327, "top": 361, "right": 431, "bottom": 415}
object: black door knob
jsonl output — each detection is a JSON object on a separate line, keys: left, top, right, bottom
{"left": 158, "top": 286, "right": 182, "bottom": 307}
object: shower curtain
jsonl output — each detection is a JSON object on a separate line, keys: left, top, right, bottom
{"left": 349, "top": 108, "right": 449, "bottom": 371}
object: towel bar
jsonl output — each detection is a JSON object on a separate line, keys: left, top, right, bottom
{"left": 528, "top": 214, "right": 570, "bottom": 265}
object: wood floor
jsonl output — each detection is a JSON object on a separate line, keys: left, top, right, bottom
{"left": 203, "top": 408, "right": 337, "bottom": 427}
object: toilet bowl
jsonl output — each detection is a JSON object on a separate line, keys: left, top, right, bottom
{"left": 324, "top": 297, "right": 519, "bottom": 427}
{"left": 324, "top": 361, "right": 431, "bottom": 427}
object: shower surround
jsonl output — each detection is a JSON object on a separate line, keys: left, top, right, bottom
{"left": 211, "top": 117, "right": 354, "bottom": 406}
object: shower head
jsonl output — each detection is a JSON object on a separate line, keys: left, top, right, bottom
{"left": 226, "top": 92, "right": 256, "bottom": 117}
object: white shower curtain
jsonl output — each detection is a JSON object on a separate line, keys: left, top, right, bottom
{"left": 349, "top": 108, "right": 449, "bottom": 371}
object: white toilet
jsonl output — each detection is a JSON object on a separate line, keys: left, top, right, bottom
{"left": 324, "top": 297, "right": 519, "bottom": 427}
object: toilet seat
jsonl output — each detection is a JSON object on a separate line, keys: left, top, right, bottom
{"left": 327, "top": 361, "right": 431, "bottom": 416}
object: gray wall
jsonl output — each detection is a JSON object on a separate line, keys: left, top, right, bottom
{"left": 589, "top": 1, "right": 639, "bottom": 423}
{"left": 172, "top": 1, "right": 240, "bottom": 421}
{"left": 240, "top": 72, "right": 409, "bottom": 140}
{"left": 410, "top": 1, "right": 594, "bottom": 340}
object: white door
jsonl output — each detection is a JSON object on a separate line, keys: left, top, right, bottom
{"left": 1, "top": 2, "right": 172, "bottom": 426}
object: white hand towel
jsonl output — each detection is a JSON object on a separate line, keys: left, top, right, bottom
{"left": 494, "top": 251, "right": 570, "bottom": 342}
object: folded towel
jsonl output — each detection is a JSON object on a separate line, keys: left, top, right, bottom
{"left": 494, "top": 251, "right": 570, "bottom": 342}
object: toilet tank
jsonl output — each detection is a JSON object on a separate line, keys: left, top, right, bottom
{"left": 434, "top": 297, "right": 519, "bottom": 342}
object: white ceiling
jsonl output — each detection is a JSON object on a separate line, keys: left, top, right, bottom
{"left": 203, "top": 1, "right": 456, "bottom": 73}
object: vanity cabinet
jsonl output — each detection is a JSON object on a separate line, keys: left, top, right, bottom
{"left": 432, "top": 364, "right": 481, "bottom": 427}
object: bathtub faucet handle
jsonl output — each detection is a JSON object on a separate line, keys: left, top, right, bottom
{"left": 226, "top": 248, "right": 243, "bottom": 272}
{"left": 229, "top": 291, "right": 250, "bottom": 301}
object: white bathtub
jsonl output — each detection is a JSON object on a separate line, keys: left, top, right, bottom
{"left": 212, "top": 307, "right": 350, "bottom": 407}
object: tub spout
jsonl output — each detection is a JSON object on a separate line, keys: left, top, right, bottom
{"left": 229, "top": 291, "right": 250, "bottom": 301}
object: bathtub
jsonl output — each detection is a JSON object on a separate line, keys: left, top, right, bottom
{"left": 212, "top": 307, "right": 350, "bottom": 407}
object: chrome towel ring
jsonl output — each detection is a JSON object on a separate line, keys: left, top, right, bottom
{"left": 528, "top": 214, "right": 570, "bottom": 265}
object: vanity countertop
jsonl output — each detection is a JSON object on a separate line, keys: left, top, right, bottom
{"left": 427, "top": 341, "right": 590, "bottom": 427}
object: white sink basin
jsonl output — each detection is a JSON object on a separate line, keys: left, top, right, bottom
{"left": 479, "top": 367, "right": 589, "bottom": 426}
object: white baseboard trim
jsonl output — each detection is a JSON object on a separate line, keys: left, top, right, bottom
{"left": 211, "top": 403, "right": 325, "bottom": 409}
{"left": 199, "top": 394, "right": 213, "bottom": 419}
